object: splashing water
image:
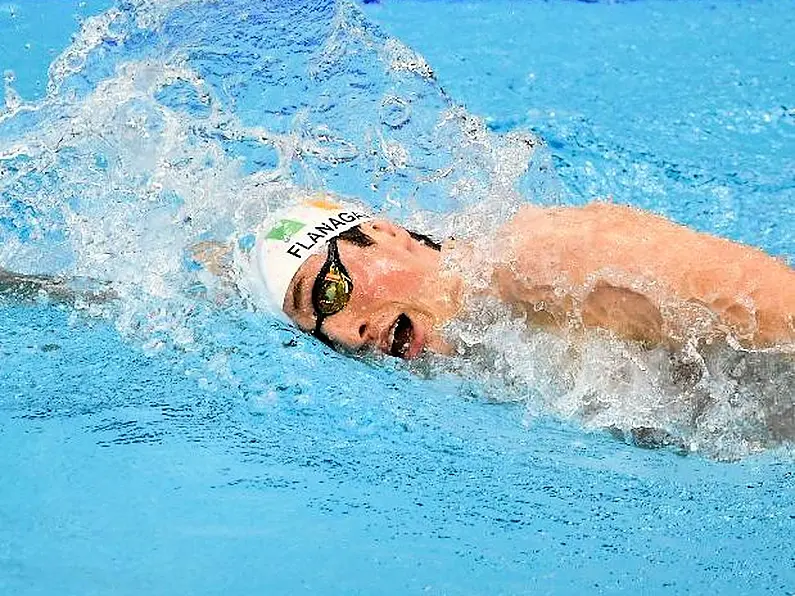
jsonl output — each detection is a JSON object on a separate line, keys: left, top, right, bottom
{"left": 0, "top": 0, "right": 792, "bottom": 460}
{"left": 434, "top": 288, "right": 795, "bottom": 460}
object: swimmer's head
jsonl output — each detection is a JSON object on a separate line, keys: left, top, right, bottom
{"left": 248, "top": 193, "right": 459, "bottom": 359}
{"left": 251, "top": 194, "right": 375, "bottom": 311}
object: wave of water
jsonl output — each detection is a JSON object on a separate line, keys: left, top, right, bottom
{"left": 0, "top": 0, "right": 792, "bottom": 460}
{"left": 439, "top": 296, "right": 795, "bottom": 460}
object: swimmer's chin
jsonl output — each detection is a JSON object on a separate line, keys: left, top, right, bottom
{"left": 407, "top": 317, "right": 455, "bottom": 359}
{"left": 423, "top": 334, "right": 455, "bottom": 357}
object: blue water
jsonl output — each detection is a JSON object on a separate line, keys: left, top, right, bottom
{"left": 1, "top": 1, "right": 794, "bottom": 595}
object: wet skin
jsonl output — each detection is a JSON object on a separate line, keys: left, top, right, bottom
{"left": 283, "top": 203, "right": 795, "bottom": 359}
{"left": 282, "top": 219, "right": 461, "bottom": 358}
{"left": 0, "top": 268, "right": 113, "bottom": 304}
{"left": 495, "top": 203, "right": 795, "bottom": 350}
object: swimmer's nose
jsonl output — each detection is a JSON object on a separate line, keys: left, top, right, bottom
{"left": 364, "top": 220, "right": 406, "bottom": 243}
{"left": 369, "top": 221, "right": 397, "bottom": 237}
{"left": 356, "top": 318, "right": 379, "bottom": 349}
{"left": 322, "top": 314, "right": 374, "bottom": 352}
{"left": 346, "top": 316, "right": 379, "bottom": 353}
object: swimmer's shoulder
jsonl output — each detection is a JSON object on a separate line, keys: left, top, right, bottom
{"left": 506, "top": 201, "right": 701, "bottom": 250}
{"left": 505, "top": 201, "right": 621, "bottom": 233}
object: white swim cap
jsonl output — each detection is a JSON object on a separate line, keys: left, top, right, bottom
{"left": 246, "top": 194, "right": 374, "bottom": 312}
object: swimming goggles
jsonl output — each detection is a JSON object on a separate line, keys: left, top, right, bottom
{"left": 311, "top": 236, "right": 353, "bottom": 345}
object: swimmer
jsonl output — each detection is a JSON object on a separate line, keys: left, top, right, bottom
{"left": 204, "top": 194, "right": 795, "bottom": 358}
{"left": 3, "top": 194, "right": 794, "bottom": 358}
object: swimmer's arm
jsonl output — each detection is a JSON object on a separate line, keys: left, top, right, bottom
{"left": 495, "top": 202, "right": 795, "bottom": 349}
{"left": 1, "top": 242, "right": 235, "bottom": 306}
{"left": 0, "top": 267, "right": 115, "bottom": 304}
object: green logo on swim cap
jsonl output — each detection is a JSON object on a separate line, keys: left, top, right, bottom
{"left": 266, "top": 219, "right": 305, "bottom": 241}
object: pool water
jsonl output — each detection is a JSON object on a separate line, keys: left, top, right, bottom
{"left": 1, "top": 1, "right": 793, "bottom": 594}
{"left": 369, "top": 0, "right": 795, "bottom": 258}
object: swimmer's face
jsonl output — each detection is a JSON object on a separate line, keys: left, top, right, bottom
{"left": 283, "top": 220, "right": 457, "bottom": 359}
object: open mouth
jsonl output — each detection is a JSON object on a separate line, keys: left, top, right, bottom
{"left": 388, "top": 313, "right": 414, "bottom": 359}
